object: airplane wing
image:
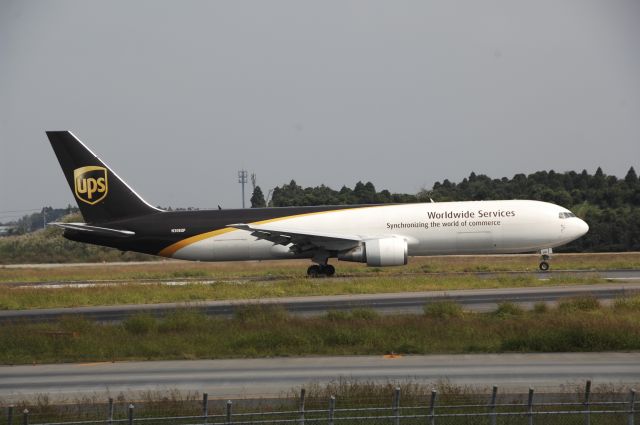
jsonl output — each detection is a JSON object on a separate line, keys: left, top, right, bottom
{"left": 48, "top": 222, "right": 135, "bottom": 238}
{"left": 226, "top": 223, "right": 361, "bottom": 253}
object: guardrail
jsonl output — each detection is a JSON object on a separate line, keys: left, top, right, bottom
{"left": 3, "top": 381, "right": 638, "bottom": 425}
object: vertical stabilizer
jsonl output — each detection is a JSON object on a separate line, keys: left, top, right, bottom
{"left": 46, "top": 131, "right": 162, "bottom": 223}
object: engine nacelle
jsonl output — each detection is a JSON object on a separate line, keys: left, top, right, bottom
{"left": 338, "top": 238, "right": 408, "bottom": 267}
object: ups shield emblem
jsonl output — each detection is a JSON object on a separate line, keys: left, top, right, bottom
{"left": 74, "top": 166, "right": 108, "bottom": 205}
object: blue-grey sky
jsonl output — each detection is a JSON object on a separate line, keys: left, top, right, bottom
{"left": 1, "top": 0, "right": 639, "bottom": 218}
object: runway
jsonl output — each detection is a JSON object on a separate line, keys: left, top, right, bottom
{"left": 1, "top": 353, "right": 638, "bottom": 401}
{"left": 2, "top": 282, "right": 639, "bottom": 322}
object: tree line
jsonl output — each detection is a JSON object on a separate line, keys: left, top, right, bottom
{"left": 4, "top": 167, "right": 638, "bottom": 253}
{"left": 252, "top": 167, "right": 640, "bottom": 252}
{"left": 0, "top": 206, "right": 79, "bottom": 235}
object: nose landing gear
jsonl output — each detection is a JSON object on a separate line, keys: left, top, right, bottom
{"left": 539, "top": 248, "right": 552, "bottom": 271}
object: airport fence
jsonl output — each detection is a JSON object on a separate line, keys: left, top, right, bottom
{"left": 1, "top": 381, "right": 638, "bottom": 425}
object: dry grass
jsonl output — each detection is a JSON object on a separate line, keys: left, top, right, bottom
{"left": 0, "top": 273, "right": 605, "bottom": 310}
{"left": 1, "top": 252, "right": 639, "bottom": 283}
{"left": 2, "top": 298, "right": 640, "bottom": 365}
{"left": 0, "top": 253, "right": 635, "bottom": 310}
{"left": 3, "top": 378, "right": 636, "bottom": 424}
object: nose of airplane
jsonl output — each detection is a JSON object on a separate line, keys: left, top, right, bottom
{"left": 576, "top": 218, "right": 589, "bottom": 237}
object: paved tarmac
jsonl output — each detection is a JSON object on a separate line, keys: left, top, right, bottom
{"left": 1, "top": 353, "right": 638, "bottom": 401}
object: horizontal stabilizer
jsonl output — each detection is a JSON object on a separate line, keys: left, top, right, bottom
{"left": 49, "top": 222, "right": 135, "bottom": 238}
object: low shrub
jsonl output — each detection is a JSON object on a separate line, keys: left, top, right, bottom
{"left": 234, "top": 304, "right": 289, "bottom": 323}
{"left": 558, "top": 296, "right": 601, "bottom": 312}
{"left": 501, "top": 323, "right": 638, "bottom": 352}
{"left": 158, "top": 310, "right": 209, "bottom": 333}
{"left": 350, "top": 308, "right": 379, "bottom": 320}
{"left": 613, "top": 295, "right": 640, "bottom": 311}
{"left": 123, "top": 314, "right": 157, "bottom": 335}
{"left": 493, "top": 302, "right": 523, "bottom": 318}
{"left": 326, "top": 310, "right": 351, "bottom": 321}
{"left": 424, "top": 301, "right": 464, "bottom": 319}
{"left": 420, "top": 264, "right": 436, "bottom": 273}
{"left": 168, "top": 270, "right": 210, "bottom": 278}
{"left": 533, "top": 302, "right": 548, "bottom": 313}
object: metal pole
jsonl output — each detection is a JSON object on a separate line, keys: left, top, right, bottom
{"left": 584, "top": 380, "right": 591, "bottom": 425}
{"left": 226, "top": 400, "right": 233, "bottom": 425}
{"left": 489, "top": 385, "right": 497, "bottom": 425}
{"left": 22, "top": 409, "right": 28, "bottom": 425}
{"left": 299, "top": 388, "right": 306, "bottom": 425}
{"left": 108, "top": 398, "right": 114, "bottom": 425}
{"left": 629, "top": 389, "right": 637, "bottom": 425}
{"left": 429, "top": 390, "right": 437, "bottom": 425}
{"left": 393, "top": 387, "right": 400, "bottom": 425}
{"left": 128, "top": 404, "right": 134, "bottom": 425}
{"left": 7, "top": 406, "right": 14, "bottom": 425}
{"left": 202, "top": 393, "right": 209, "bottom": 425}
{"left": 328, "top": 396, "right": 335, "bottom": 425}
{"left": 527, "top": 388, "right": 534, "bottom": 425}
{"left": 238, "top": 170, "right": 248, "bottom": 208}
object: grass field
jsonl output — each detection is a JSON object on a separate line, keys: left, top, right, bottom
{"left": 0, "top": 273, "right": 606, "bottom": 310}
{"left": 1, "top": 296, "right": 640, "bottom": 364}
{"left": 0, "top": 253, "right": 635, "bottom": 310}
{"left": 2, "top": 252, "right": 640, "bottom": 283}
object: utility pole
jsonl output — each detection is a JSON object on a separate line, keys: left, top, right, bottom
{"left": 238, "top": 170, "right": 248, "bottom": 208}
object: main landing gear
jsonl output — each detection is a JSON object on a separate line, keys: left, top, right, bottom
{"left": 307, "top": 251, "right": 336, "bottom": 278}
{"left": 539, "top": 248, "right": 552, "bottom": 271}
{"left": 307, "top": 264, "right": 336, "bottom": 277}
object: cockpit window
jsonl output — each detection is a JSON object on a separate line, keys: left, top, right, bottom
{"left": 559, "top": 212, "right": 576, "bottom": 219}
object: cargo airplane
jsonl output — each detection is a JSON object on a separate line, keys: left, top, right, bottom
{"left": 47, "top": 131, "right": 589, "bottom": 277}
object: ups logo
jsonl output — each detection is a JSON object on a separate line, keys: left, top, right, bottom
{"left": 74, "top": 166, "right": 108, "bottom": 205}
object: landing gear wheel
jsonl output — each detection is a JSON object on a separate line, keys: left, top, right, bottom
{"left": 324, "top": 265, "right": 336, "bottom": 277}
{"left": 307, "top": 265, "right": 321, "bottom": 277}
{"left": 538, "top": 249, "right": 552, "bottom": 272}
{"left": 307, "top": 264, "right": 336, "bottom": 277}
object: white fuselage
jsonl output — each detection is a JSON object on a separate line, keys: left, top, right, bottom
{"left": 169, "top": 200, "right": 589, "bottom": 262}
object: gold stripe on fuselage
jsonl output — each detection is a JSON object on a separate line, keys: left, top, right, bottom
{"left": 157, "top": 205, "right": 389, "bottom": 258}
{"left": 158, "top": 227, "right": 237, "bottom": 257}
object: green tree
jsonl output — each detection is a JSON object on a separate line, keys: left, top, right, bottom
{"left": 353, "top": 181, "right": 377, "bottom": 204}
{"left": 250, "top": 186, "right": 266, "bottom": 208}
{"left": 625, "top": 167, "right": 638, "bottom": 185}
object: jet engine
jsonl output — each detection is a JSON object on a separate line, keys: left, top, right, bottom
{"left": 338, "top": 238, "right": 408, "bottom": 267}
